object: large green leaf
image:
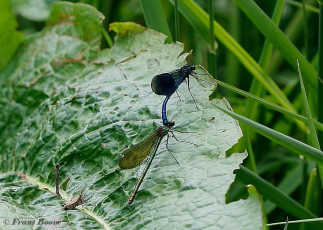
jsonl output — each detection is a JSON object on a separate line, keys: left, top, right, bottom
{"left": 0, "top": 2, "right": 262, "bottom": 229}
{"left": 0, "top": 1, "right": 104, "bottom": 154}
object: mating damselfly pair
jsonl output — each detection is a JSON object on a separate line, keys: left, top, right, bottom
{"left": 119, "top": 65, "right": 216, "bottom": 204}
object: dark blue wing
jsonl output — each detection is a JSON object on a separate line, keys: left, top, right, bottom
{"left": 151, "top": 73, "right": 177, "bottom": 96}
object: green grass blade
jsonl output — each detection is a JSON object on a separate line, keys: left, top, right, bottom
{"left": 243, "top": 0, "right": 287, "bottom": 174}
{"left": 264, "top": 164, "right": 303, "bottom": 214}
{"left": 283, "top": 218, "right": 289, "bottom": 230}
{"left": 140, "top": 0, "right": 172, "bottom": 43}
{"left": 269, "top": 3, "right": 311, "bottom": 75}
{"left": 297, "top": 60, "right": 320, "bottom": 149}
{"left": 225, "top": 4, "right": 240, "bottom": 91}
{"left": 169, "top": 0, "right": 210, "bottom": 44}
{"left": 236, "top": 166, "right": 323, "bottom": 229}
{"left": 214, "top": 78, "right": 323, "bottom": 131}
{"left": 268, "top": 218, "right": 323, "bottom": 227}
{"left": 102, "top": 25, "right": 113, "bottom": 48}
{"left": 318, "top": 2, "right": 323, "bottom": 147}
{"left": 301, "top": 0, "right": 309, "bottom": 59}
{"left": 302, "top": 169, "right": 322, "bottom": 228}
{"left": 297, "top": 59, "right": 323, "bottom": 185}
{"left": 233, "top": 0, "right": 317, "bottom": 92}
{"left": 207, "top": 0, "right": 216, "bottom": 76}
{"left": 286, "top": 0, "right": 320, "bottom": 13}
{"left": 243, "top": 0, "right": 286, "bottom": 174}
{"left": 174, "top": 0, "right": 179, "bottom": 41}
{"left": 244, "top": 0, "right": 285, "bottom": 121}
{"left": 214, "top": 103, "right": 323, "bottom": 163}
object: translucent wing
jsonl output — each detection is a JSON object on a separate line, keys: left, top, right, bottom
{"left": 119, "top": 129, "right": 162, "bottom": 169}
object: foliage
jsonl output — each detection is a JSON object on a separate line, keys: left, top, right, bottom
{"left": 1, "top": 0, "right": 322, "bottom": 229}
{"left": 0, "top": 1, "right": 264, "bottom": 229}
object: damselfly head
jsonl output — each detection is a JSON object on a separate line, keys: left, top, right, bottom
{"left": 158, "top": 126, "right": 171, "bottom": 137}
{"left": 181, "top": 65, "right": 196, "bottom": 77}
